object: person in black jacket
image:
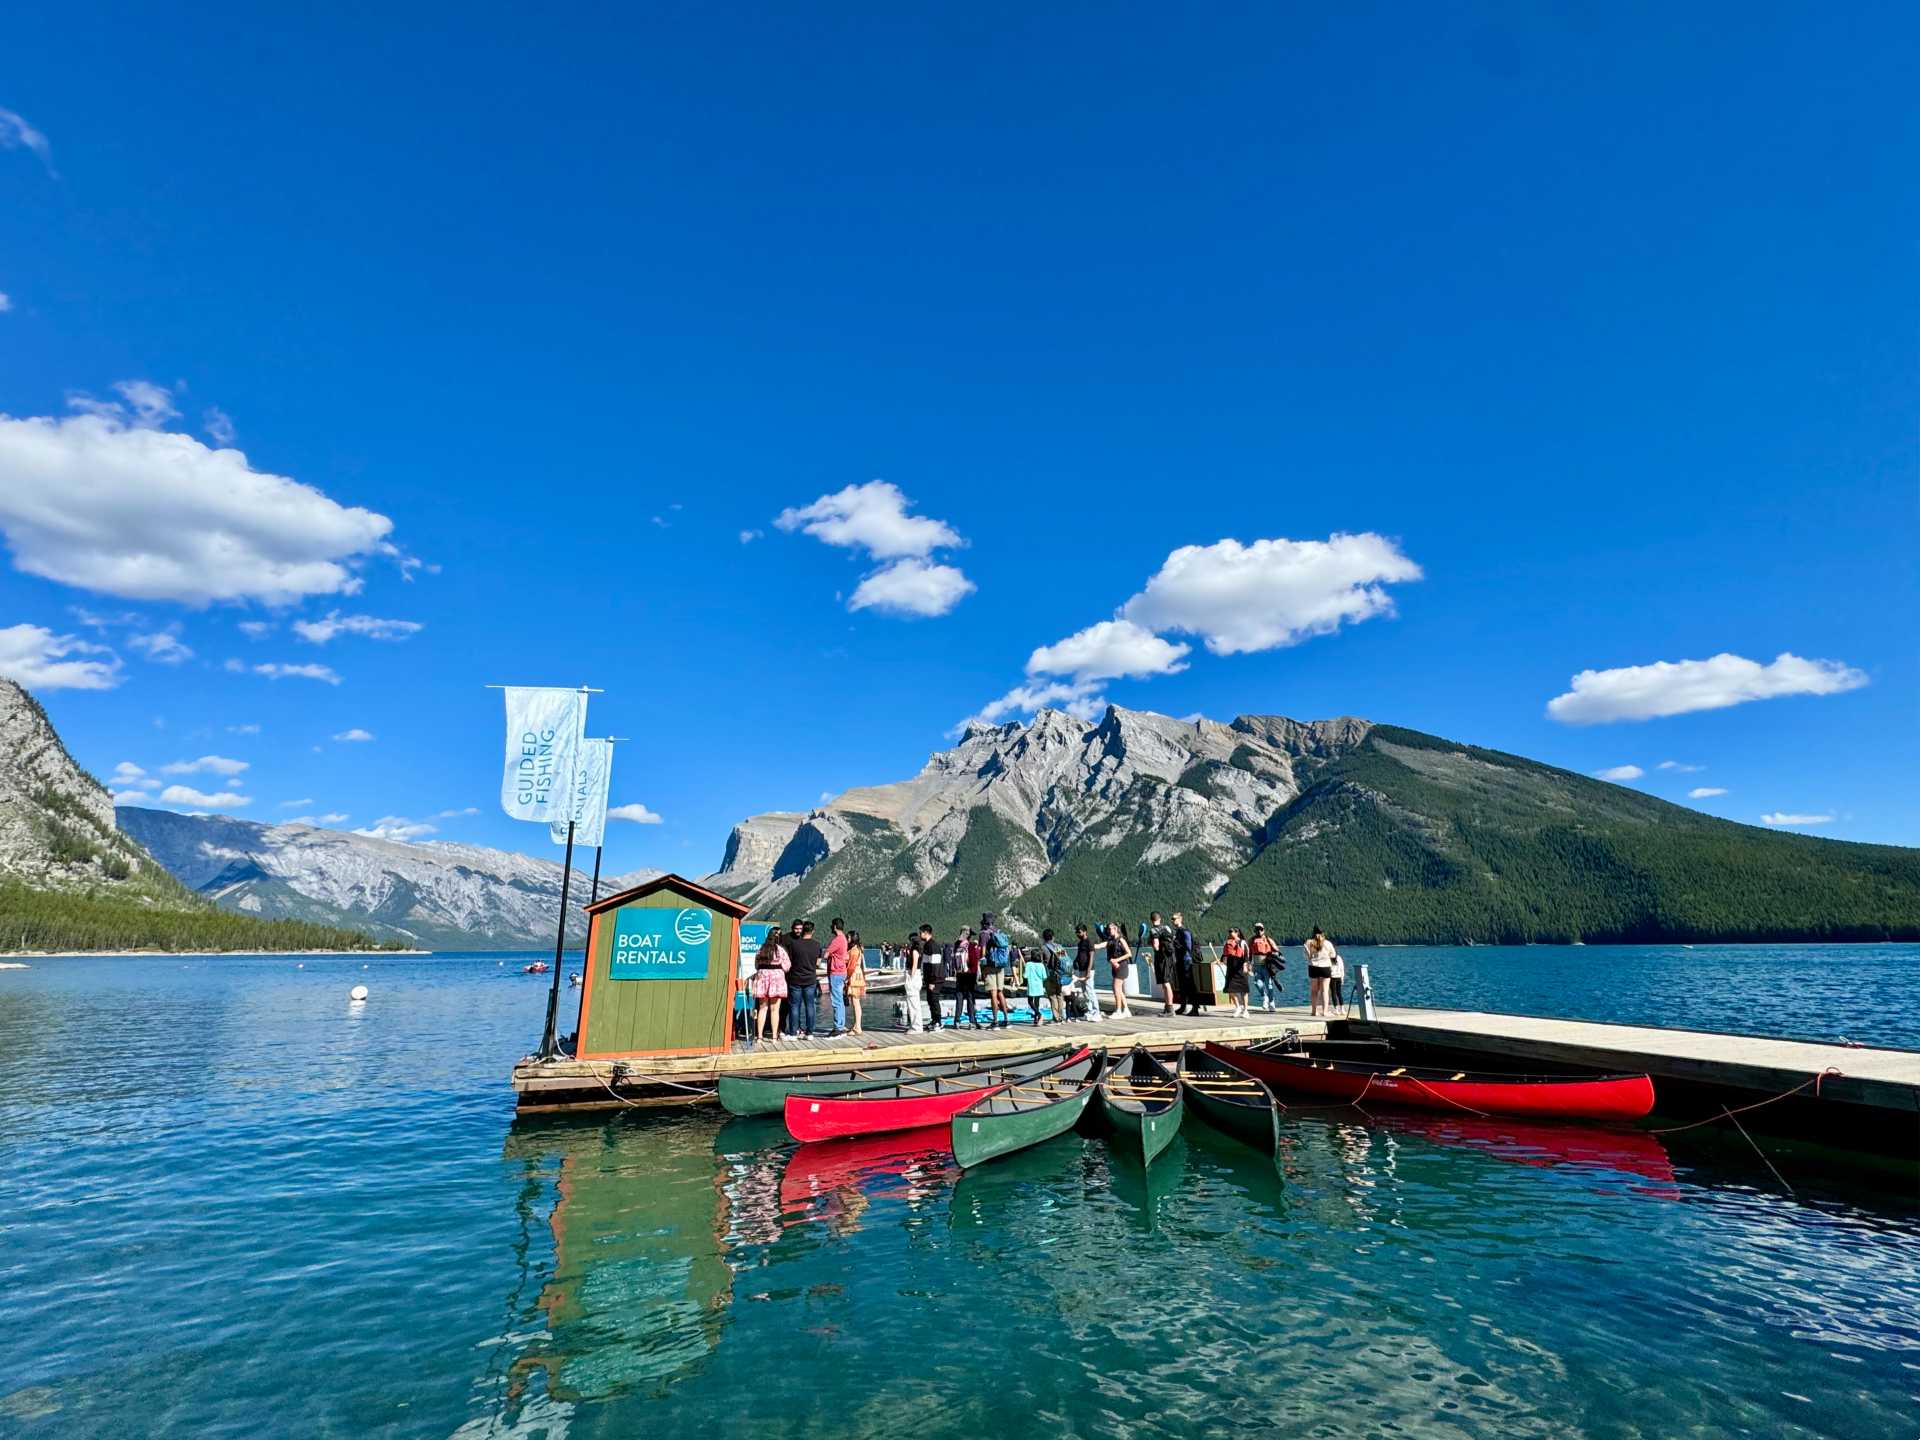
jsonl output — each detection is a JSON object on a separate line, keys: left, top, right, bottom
{"left": 914, "top": 923, "right": 945, "bottom": 1032}
{"left": 1172, "top": 911, "right": 1206, "bottom": 1015}
{"left": 784, "top": 920, "right": 823, "bottom": 1037}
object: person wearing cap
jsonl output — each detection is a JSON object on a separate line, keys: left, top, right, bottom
{"left": 1248, "top": 923, "right": 1283, "bottom": 1013}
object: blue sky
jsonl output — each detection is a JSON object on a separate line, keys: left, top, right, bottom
{"left": 2, "top": 2, "right": 1915, "bottom": 872}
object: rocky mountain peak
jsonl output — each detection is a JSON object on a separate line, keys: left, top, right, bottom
{"left": 0, "top": 678, "right": 155, "bottom": 892}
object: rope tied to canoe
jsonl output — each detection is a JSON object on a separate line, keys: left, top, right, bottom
{"left": 1646, "top": 1067, "right": 1843, "bottom": 1135}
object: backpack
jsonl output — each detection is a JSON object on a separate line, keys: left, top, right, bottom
{"left": 1047, "top": 941, "right": 1071, "bottom": 985}
{"left": 984, "top": 929, "right": 1011, "bottom": 973}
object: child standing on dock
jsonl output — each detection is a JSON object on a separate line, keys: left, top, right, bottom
{"left": 1022, "top": 946, "right": 1049, "bottom": 1025}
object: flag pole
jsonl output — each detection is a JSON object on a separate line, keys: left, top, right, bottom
{"left": 538, "top": 819, "right": 576, "bottom": 1060}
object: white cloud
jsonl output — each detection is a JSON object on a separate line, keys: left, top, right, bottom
{"left": 279, "top": 798, "right": 315, "bottom": 808}
{"left": 1122, "top": 533, "right": 1422, "bottom": 656}
{"left": 1547, "top": 652, "right": 1868, "bottom": 725}
{"left": 776, "top": 481, "right": 973, "bottom": 619}
{"left": 292, "top": 612, "right": 422, "bottom": 644}
{"left": 111, "top": 761, "right": 150, "bottom": 785}
{"left": 1656, "top": 760, "right": 1704, "bottom": 773}
{"left": 0, "top": 107, "right": 54, "bottom": 175}
{"left": 236, "top": 621, "right": 273, "bottom": 640}
{"left": 161, "top": 754, "right": 249, "bottom": 777}
{"left": 739, "top": 529, "right": 763, "bottom": 544}
{"left": 1593, "top": 765, "right": 1644, "bottom": 782}
{"left": 115, "top": 380, "right": 180, "bottom": 426}
{"left": 202, "top": 407, "right": 236, "bottom": 446}
{"left": 1689, "top": 787, "right": 1728, "bottom": 799}
{"left": 331, "top": 728, "right": 374, "bottom": 742}
{"left": 847, "top": 558, "right": 976, "bottom": 617}
{"left": 245, "top": 662, "right": 341, "bottom": 684}
{"left": 1760, "top": 812, "right": 1833, "bottom": 827}
{"left": 959, "top": 678, "right": 1108, "bottom": 734}
{"left": 158, "top": 784, "right": 249, "bottom": 809}
{"left": 609, "top": 802, "right": 663, "bottom": 824}
{"left": 963, "top": 531, "right": 1419, "bottom": 728}
{"left": 287, "top": 812, "right": 349, "bottom": 825}
{"left": 353, "top": 815, "right": 436, "bottom": 843}
{"left": 434, "top": 806, "right": 478, "bottom": 818}
{"left": 0, "top": 624, "right": 122, "bottom": 690}
{"left": 127, "top": 628, "right": 193, "bottom": 664}
{"left": 1028, "top": 619, "right": 1190, "bottom": 682}
{"left": 110, "top": 789, "right": 151, "bottom": 805}
{"left": 0, "top": 401, "right": 397, "bottom": 605}
{"left": 775, "top": 480, "right": 961, "bottom": 559}
{"left": 227, "top": 722, "right": 261, "bottom": 735}
{"left": 0, "top": 292, "right": 11, "bottom": 313}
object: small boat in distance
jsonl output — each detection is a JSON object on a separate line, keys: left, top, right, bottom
{"left": 1093, "top": 1046, "right": 1184, "bottom": 1167}
{"left": 785, "top": 1047, "right": 1085, "bottom": 1144}
{"left": 523, "top": 962, "right": 550, "bottom": 974}
{"left": 1179, "top": 1044, "right": 1282, "bottom": 1154}
{"left": 951, "top": 1050, "right": 1104, "bottom": 1169}
{"left": 1217, "top": 1040, "right": 1656, "bottom": 1121}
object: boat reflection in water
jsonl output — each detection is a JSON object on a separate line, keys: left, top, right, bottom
{"left": 778, "top": 1125, "right": 955, "bottom": 1235}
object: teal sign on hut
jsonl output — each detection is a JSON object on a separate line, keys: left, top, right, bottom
{"left": 574, "top": 874, "right": 749, "bottom": 1059}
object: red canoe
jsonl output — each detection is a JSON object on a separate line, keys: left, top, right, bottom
{"left": 1209, "top": 1042, "right": 1655, "bottom": 1121}
{"left": 785, "top": 1048, "right": 1089, "bottom": 1143}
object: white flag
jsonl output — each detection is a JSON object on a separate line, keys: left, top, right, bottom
{"left": 551, "top": 738, "right": 613, "bottom": 848}
{"left": 499, "top": 687, "right": 586, "bottom": 824}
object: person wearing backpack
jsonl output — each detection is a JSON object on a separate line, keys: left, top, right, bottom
{"left": 951, "top": 924, "right": 981, "bottom": 1028}
{"left": 980, "top": 913, "right": 1014, "bottom": 1029}
{"left": 1039, "top": 927, "right": 1069, "bottom": 1025}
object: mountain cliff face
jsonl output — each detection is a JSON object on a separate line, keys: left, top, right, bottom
{"left": 706, "top": 706, "right": 1920, "bottom": 945}
{"left": 117, "top": 807, "right": 659, "bottom": 950}
{"left": 0, "top": 677, "right": 164, "bottom": 896}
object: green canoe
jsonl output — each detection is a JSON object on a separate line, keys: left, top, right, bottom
{"left": 1095, "top": 1045, "right": 1184, "bottom": 1166}
{"left": 718, "top": 1054, "right": 1012, "bottom": 1116}
{"left": 951, "top": 1048, "right": 1104, "bottom": 1169}
{"left": 1178, "top": 1043, "right": 1281, "bottom": 1154}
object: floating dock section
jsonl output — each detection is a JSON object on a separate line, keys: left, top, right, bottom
{"left": 514, "top": 999, "right": 1920, "bottom": 1159}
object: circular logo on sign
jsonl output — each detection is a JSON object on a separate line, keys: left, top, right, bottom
{"left": 674, "top": 908, "right": 712, "bottom": 947}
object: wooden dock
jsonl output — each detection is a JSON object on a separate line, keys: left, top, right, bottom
{"left": 513, "top": 998, "right": 1920, "bottom": 1159}
{"left": 513, "top": 1004, "right": 1327, "bottom": 1111}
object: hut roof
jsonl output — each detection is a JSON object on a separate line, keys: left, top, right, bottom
{"left": 584, "top": 872, "right": 750, "bottom": 918}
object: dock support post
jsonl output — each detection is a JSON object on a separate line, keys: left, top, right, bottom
{"left": 1356, "top": 963, "right": 1377, "bottom": 1023}
{"left": 537, "top": 820, "right": 577, "bottom": 1061}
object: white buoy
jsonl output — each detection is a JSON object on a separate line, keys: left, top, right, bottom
{"left": 349, "top": 984, "right": 369, "bottom": 1002}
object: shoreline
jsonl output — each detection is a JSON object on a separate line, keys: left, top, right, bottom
{"left": 0, "top": 948, "right": 434, "bottom": 959}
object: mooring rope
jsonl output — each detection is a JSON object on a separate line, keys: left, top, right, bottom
{"left": 1646, "top": 1067, "right": 1842, "bottom": 1135}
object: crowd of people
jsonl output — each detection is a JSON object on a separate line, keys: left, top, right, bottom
{"left": 744, "top": 910, "right": 1348, "bottom": 1042}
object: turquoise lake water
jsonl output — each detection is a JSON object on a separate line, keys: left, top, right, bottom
{"left": 1, "top": 945, "right": 1916, "bottom": 1438}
